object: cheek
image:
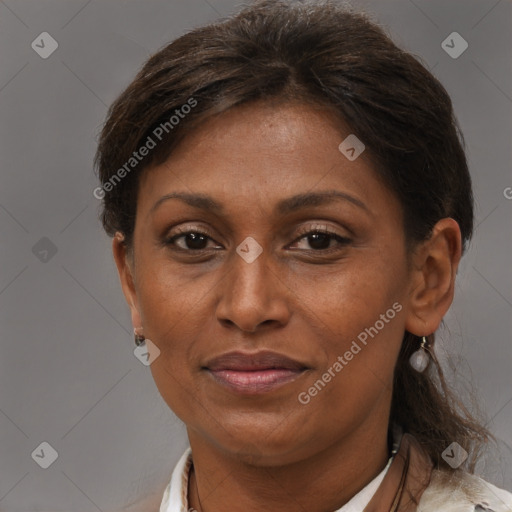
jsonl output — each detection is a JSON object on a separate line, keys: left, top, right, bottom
{"left": 137, "top": 265, "right": 219, "bottom": 408}
{"left": 148, "top": 359, "right": 198, "bottom": 426}
{"left": 136, "top": 256, "right": 215, "bottom": 337}
{"left": 297, "top": 258, "right": 405, "bottom": 336}
{"left": 297, "top": 312, "right": 403, "bottom": 440}
{"left": 294, "top": 256, "right": 407, "bottom": 398}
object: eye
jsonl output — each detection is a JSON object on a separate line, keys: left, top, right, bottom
{"left": 165, "top": 229, "right": 222, "bottom": 251}
{"left": 289, "top": 225, "right": 351, "bottom": 252}
{"left": 164, "top": 224, "right": 351, "bottom": 254}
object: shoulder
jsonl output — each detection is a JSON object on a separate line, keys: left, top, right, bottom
{"left": 418, "top": 467, "right": 512, "bottom": 512}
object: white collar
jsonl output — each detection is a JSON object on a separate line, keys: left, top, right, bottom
{"left": 336, "top": 455, "right": 393, "bottom": 512}
{"left": 159, "top": 447, "right": 394, "bottom": 512}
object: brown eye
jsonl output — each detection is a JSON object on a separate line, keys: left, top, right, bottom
{"left": 290, "top": 229, "right": 351, "bottom": 252}
{"left": 165, "top": 230, "right": 221, "bottom": 251}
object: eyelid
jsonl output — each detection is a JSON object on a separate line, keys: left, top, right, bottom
{"left": 170, "top": 224, "right": 215, "bottom": 238}
{"left": 166, "top": 222, "right": 349, "bottom": 242}
{"left": 293, "top": 222, "right": 349, "bottom": 240}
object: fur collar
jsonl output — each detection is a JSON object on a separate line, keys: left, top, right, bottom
{"left": 418, "top": 468, "right": 512, "bottom": 511}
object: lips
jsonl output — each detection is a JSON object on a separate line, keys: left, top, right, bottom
{"left": 204, "top": 351, "right": 309, "bottom": 394}
{"left": 205, "top": 351, "right": 307, "bottom": 372}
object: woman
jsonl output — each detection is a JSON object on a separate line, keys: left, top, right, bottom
{"left": 94, "top": 0, "right": 512, "bottom": 510}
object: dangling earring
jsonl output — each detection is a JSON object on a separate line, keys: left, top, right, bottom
{"left": 409, "top": 336, "right": 430, "bottom": 372}
{"left": 134, "top": 327, "right": 145, "bottom": 347}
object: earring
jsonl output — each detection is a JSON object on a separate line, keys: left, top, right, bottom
{"left": 409, "top": 336, "right": 430, "bottom": 372}
{"left": 134, "top": 327, "right": 146, "bottom": 347}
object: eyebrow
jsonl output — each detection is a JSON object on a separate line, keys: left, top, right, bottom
{"left": 149, "top": 190, "right": 370, "bottom": 216}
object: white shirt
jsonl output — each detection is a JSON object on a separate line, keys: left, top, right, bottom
{"left": 159, "top": 447, "right": 394, "bottom": 512}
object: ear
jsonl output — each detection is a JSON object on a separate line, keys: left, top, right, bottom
{"left": 112, "top": 232, "right": 142, "bottom": 331}
{"left": 404, "top": 218, "right": 462, "bottom": 337}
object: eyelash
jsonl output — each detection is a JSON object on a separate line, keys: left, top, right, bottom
{"left": 164, "top": 225, "right": 351, "bottom": 254}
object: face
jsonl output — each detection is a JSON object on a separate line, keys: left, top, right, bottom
{"left": 118, "top": 100, "right": 417, "bottom": 466}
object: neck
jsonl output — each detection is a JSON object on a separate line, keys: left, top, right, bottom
{"left": 186, "top": 419, "right": 391, "bottom": 512}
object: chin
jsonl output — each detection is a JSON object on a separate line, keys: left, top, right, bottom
{"left": 205, "top": 420, "right": 316, "bottom": 467}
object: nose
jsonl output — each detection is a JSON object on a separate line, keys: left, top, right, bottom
{"left": 215, "top": 243, "right": 291, "bottom": 333}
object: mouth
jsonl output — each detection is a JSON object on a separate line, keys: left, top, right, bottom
{"left": 203, "top": 351, "right": 310, "bottom": 394}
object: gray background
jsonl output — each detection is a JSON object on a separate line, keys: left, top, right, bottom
{"left": 0, "top": 0, "right": 511, "bottom": 510}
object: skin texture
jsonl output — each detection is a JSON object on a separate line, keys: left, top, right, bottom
{"left": 112, "top": 100, "right": 462, "bottom": 512}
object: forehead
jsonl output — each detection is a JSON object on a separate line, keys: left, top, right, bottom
{"left": 137, "top": 101, "right": 400, "bottom": 223}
